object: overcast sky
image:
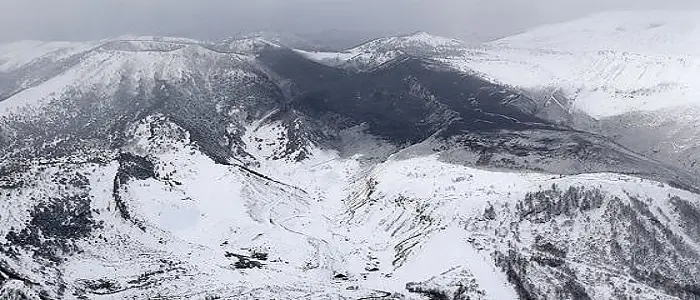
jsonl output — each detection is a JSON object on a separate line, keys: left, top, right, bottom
{"left": 1, "top": 0, "right": 699, "bottom": 43}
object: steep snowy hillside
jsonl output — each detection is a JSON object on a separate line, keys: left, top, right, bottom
{"left": 1, "top": 33, "right": 700, "bottom": 299}
{"left": 447, "top": 11, "right": 700, "bottom": 119}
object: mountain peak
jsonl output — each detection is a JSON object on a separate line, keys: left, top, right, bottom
{"left": 293, "top": 30, "right": 466, "bottom": 71}
{"left": 353, "top": 31, "right": 464, "bottom": 53}
{"left": 226, "top": 31, "right": 327, "bottom": 51}
{"left": 391, "top": 31, "right": 464, "bottom": 46}
{"left": 221, "top": 36, "right": 282, "bottom": 53}
{"left": 406, "top": 30, "right": 432, "bottom": 37}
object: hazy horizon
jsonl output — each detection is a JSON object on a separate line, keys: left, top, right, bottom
{"left": 1, "top": 0, "right": 699, "bottom": 44}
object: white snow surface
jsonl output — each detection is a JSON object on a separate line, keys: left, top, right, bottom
{"left": 2, "top": 113, "right": 699, "bottom": 298}
{"left": 444, "top": 11, "right": 700, "bottom": 118}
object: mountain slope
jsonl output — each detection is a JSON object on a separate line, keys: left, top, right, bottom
{"left": 438, "top": 10, "right": 700, "bottom": 184}
{"left": 1, "top": 33, "right": 700, "bottom": 299}
{"left": 0, "top": 41, "right": 97, "bottom": 73}
{"left": 3, "top": 120, "right": 700, "bottom": 299}
{"left": 446, "top": 11, "right": 700, "bottom": 119}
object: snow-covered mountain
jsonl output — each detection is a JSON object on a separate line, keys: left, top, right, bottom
{"left": 438, "top": 11, "right": 700, "bottom": 183}
{"left": 1, "top": 24, "right": 700, "bottom": 300}
{"left": 296, "top": 31, "right": 465, "bottom": 71}
{"left": 447, "top": 11, "right": 700, "bottom": 119}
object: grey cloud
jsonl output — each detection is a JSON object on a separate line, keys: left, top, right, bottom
{"left": 1, "top": 0, "right": 699, "bottom": 43}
